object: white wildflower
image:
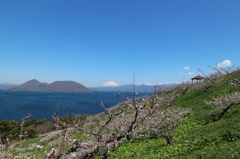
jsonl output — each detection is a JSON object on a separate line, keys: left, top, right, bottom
{"left": 36, "top": 145, "right": 43, "bottom": 150}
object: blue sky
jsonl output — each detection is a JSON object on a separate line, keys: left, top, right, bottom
{"left": 0, "top": 0, "right": 239, "bottom": 87}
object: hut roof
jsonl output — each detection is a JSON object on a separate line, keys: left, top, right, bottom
{"left": 191, "top": 75, "right": 205, "bottom": 80}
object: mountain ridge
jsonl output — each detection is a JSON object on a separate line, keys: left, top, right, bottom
{"left": 93, "top": 83, "right": 177, "bottom": 92}
{"left": 7, "top": 79, "right": 92, "bottom": 92}
{"left": 5, "top": 79, "right": 177, "bottom": 93}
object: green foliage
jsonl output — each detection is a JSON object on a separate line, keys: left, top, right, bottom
{"left": 35, "top": 120, "right": 54, "bottom": 134}
{"left": 0, "top": 119, "right": 55, "bottom": 144}
{"left": 109, "top": 70, "right": 240, "bottom": 158}
{"left": 72, "top": 130, "right": 89, "bottom": 142}
{"left": 0, "top": 120, "right": 20, "bottom": 142}
{"left": 60, "top": 114, "right": 88, "bottom": 124}
{"left": 109, "top": 106, "right": 240, "bottom": 158}
{"left": 2, "top": 68, "right": 240, "bottom": 158}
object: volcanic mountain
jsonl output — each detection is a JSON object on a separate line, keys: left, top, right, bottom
{"left": 7, "top": 79, "right": 92, "bottom": 92}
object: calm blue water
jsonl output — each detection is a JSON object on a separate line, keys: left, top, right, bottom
{"left": 0, "top": 91, "right": 151, "bottom": 121}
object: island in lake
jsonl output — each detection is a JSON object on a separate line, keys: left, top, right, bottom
{"left": 7, "top": 79, "right": 92, "bottom": 92}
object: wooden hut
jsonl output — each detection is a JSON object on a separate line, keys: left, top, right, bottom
{"left": 191, "top": 75, "right": 205, "bottom": 83}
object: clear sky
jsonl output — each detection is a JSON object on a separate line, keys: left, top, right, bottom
{"left": 0, "top": 0, "right": 239, "bottom": 87}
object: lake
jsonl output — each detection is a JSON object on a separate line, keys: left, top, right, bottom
{"left": 0, "top": 91, "right": 151, "bottom": 121}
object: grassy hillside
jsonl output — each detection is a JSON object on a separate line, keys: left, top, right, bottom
{"left": 108, "top": 69, "right": 240, "bottom": 159}
{"left": 1, "top": 68, "right": 240, "bottom": 158}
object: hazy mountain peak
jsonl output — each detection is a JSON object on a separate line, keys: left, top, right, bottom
{"left": 93, "top": 83, "right": 177, "bottom": 92}
{"left": 25, "top": 79, "right": 40, "bottom": 84}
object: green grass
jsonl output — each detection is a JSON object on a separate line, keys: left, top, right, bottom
{"left": 108, "top": 70, "right": 240, "bottom": 159}
{"left": 4, "top": 69, "right": 240, "bottom": 158}
{"left": 7, "top": 134, "right": 70, "bottom": 158}
{"left": 108, "top": 106, "right": 240, "bottom": 159}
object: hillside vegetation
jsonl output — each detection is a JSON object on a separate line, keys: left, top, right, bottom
{"left": 1, "top": 68, "right": 240, "bottom": 159}
{"left": 109, "top": 68, "right": 240, "bottom": 159}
